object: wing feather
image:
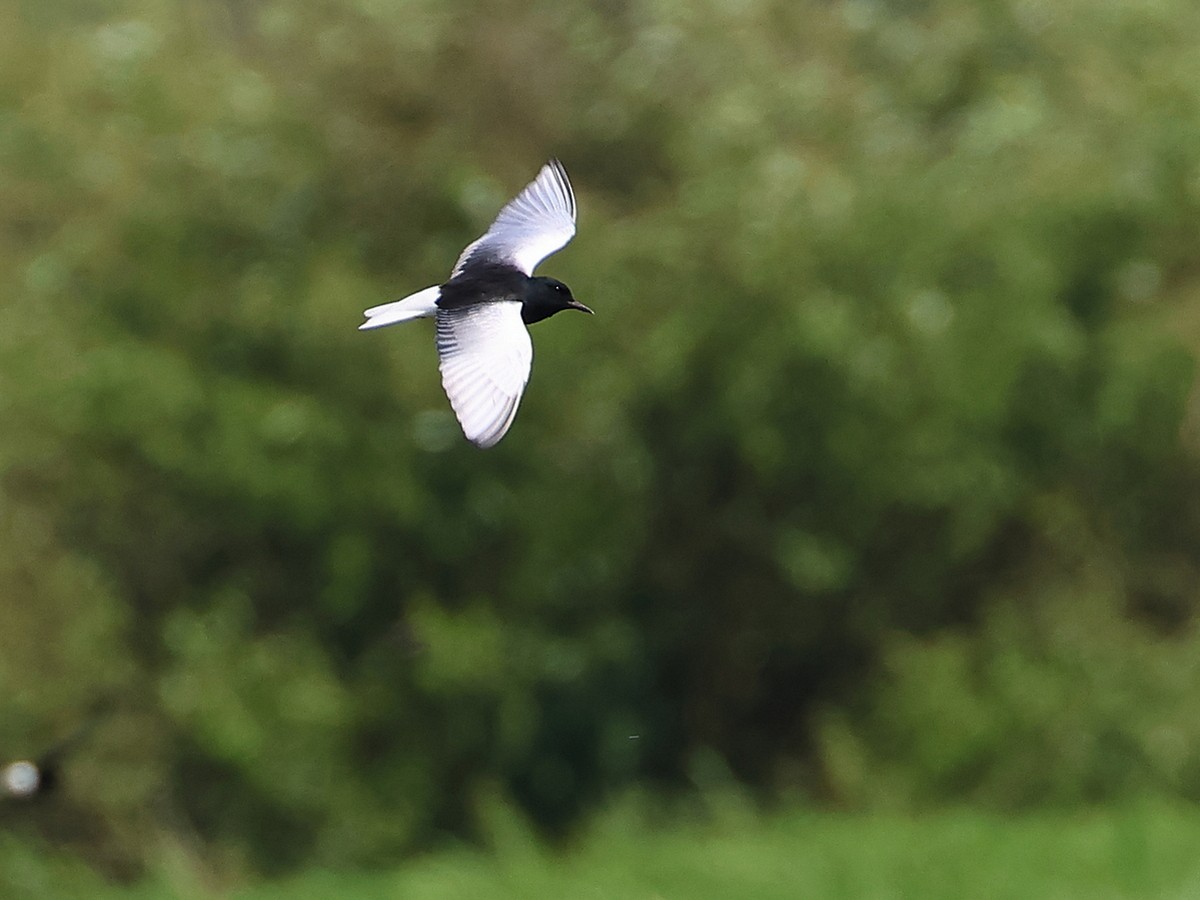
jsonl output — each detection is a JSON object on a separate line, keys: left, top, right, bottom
{"left": 436, "top": 302, "right": 533, "bottom": 447}
{"left": 452, "top": 160, "right": 576, "bottom": 277}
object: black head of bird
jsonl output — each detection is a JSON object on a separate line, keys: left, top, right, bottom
{"left": 522, "top": 276, "right": 593, "bottom": 325}
{"left": 360, "top": 159, "right": 590, "bottom": 448}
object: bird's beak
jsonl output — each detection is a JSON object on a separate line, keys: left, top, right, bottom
{"left": 567, "top": 299, "right": 594, "bottom": 315}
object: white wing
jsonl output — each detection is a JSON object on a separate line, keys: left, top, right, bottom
{"left": 436, "top": 301, "right": 533, "bottom": 447}
{"left": 452, "top": 160, "right": 576, "bottom": 277}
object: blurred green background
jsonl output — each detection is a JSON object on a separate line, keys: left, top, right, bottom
{"left": 5, "top": 0, "right": 1200, "bottom": 896}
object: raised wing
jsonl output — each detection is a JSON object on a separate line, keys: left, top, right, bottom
{"left": 452, "top": 160, "right": 576, "bottom": 277}
{"left": 436, "top": 301, "right": 534, "bottom": 447}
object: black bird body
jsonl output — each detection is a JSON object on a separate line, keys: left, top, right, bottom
{"left": 360, "top": 160, "right": 590, "bottom": 447}
{"left": 437, "top": 262, "right": 585, "bottom": 325}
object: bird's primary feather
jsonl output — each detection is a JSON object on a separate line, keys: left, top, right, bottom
{"left": 436, "top": 301, "right": 533, "bottom": 448}
{"left": 452, "top": 159, "right": 576, "bottom": 277}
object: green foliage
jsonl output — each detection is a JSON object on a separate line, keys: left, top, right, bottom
{"left": 822, "top": 563, "right": 1200, "bottom": 808}
{"left": 3, "top": 0, "right": 1200, "bottom": 883}
{"left": 9, "top": 803, "right": 1200, "bottom": 899}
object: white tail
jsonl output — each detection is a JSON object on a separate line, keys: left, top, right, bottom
{"left": 360, "top": 285, "right": 441, "bottom": 330}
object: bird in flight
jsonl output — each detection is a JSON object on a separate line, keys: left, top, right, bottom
{"left": 360, "top": 160, "right": 591, "bottom": 448}
{"left": 1, "top": 701, "right": 113, "bottom": 801}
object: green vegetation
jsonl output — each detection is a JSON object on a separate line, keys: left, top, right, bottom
{"left": 7, "top": 801, "right": 1200, "bottom": 898}
{"left": 3, "top": 0, "right": 1200, "bottom": 892}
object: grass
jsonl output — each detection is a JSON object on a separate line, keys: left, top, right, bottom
{"left": 278, "top": 803, "right": 1200, "bottom": 900}
{"left": 7, "top": 800, "right": 1200, "bottom": 899}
